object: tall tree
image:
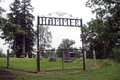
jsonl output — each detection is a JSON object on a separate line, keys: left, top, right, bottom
{"left": 20, "top": 0, "right": 35, "bottom": 57}
{"left": 85, "top": 0, "right": 120, "bottom": 59}
{"left": 8, "top": 0, "right": 23, "bottom": 57}
{"left": 82, "top": 19, "right": 106, "bottom": 58}
{"left": 0, "top": 5, "right": 25, "bottom": 54}
{"left": 8, "top": 0, "right": 35, "bottom": 57}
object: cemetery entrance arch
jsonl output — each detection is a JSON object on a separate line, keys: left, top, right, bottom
{"left": 37, "top": 14, "right": 85, "bottom": 72}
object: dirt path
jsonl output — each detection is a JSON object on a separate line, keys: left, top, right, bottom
{"left": 0, "top": 69, "right": 16, "bottom": 80}
{"left": 0, "top": 63, "right": 103, "bottom": 77}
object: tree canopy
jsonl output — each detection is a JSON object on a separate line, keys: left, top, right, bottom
{"left": 56, "top": 39, "right": 75, "bottom": 57}
{"left": 0, "top": 0, "right": 35, "bottom": 57}
{"left": 35, "top": 25, "right": 52, "bottom": 57}
{"left": 83, "top": 0, "right": 120, "bottom": 60}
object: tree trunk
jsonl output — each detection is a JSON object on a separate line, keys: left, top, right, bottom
{"left": 23, "top": 35, "right": 25, "bottom": 55}
{"left": 20, "top": 35, "right": 25, "bottom": 58}
{"left": 14, "top": 39, "right": 16, "bottom": 57}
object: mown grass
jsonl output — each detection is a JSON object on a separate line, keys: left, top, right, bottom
{"left": 0, "top": 58, "right": 101, "bottom": 71}
{"left": 0, "top": 59, "right": 120, "bottom": 80}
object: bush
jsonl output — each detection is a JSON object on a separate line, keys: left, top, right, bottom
{"left": 103, "top": 59, "right": 114, "bottom": 66}
{"left": 0, "top": 47, "right": 6, "bottom": 57}
{"left": 111, "top": 47, "right": 120, "bottom": 63}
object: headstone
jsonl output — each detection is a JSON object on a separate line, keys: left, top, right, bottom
{"left": 63, "top": 48, "right": 72, "bottom": 62}
{"left": 80, "top": 54, "right": 83, "bottom": 59}
{"left": 26, "top": 52, "right": 28, "bottom": 58}
{"left": 32, "top": 54, "right": 34, "bottom": 58}
{"left": 20, "top": 54, "right": 25, "bottom": 58}
{"left": 14, "top": 54, "right": 16, "bottom": 58}
{"left": 70, "top": 52, "right": 76, "bottom": 60}
{"left": 56, "top": 54, "right": 58, "bottom": 58}
{"left": 36, "top": 54, "right": 37, "bottom": 58}
{"left": 26, "top": 54, "right": 28, "bottom": 58}
{"left": 49, "top": 48, "right": 56, "bottom": 61}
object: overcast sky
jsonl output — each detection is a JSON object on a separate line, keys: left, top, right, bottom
{"left": 0, "top": 0, "right": 95, "bottom": 54}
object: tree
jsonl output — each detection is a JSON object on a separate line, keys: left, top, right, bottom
{"left": 82, "top": 19, "right": 105, "bottom": 59}
{"left": 8, "top": 0, "right": 35, "bottom": 57}
{"left": 58, "top": 39, "right": 75, "bottom": 48}
{"left": 0, "top": 5, "right": 25, "bottom": 57}
{"left": 37, "top": 25, "right": 52, "bottom": 49}
{"left": 85, "top": 0, "right": 120, "bottom": 60}
{"left": 8, "top": 0, "right": 23, "bottom": 57}
{"left": 112, "top": 47, "right": 120, "bottom": 63}
{"left": 20, "top": 0, "right": 35, "bottom": 57}
{"left": 0, "top": 47, "right": 6, "bottom": 57}
{"left": 56, "top": 39, "right": 75, "bottom": 57}
{"left": 35, "top": 25, "right": 52, "bottom": 57}
{"left": 43, "top": 51, "right": 51, "bottom": 58}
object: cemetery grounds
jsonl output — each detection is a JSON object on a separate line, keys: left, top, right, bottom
{"left": 0, "top": 58, "right": 120, "bottom": 80}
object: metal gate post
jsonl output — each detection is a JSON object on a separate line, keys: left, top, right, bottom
{"left": 7, "top": 49, "right": 9, "bottom": 68}
{"left": 80, "top": 19, "right": 85, "bottom": 71}
{"left": 37, "top": 16, "right": 40, "bottom": 72}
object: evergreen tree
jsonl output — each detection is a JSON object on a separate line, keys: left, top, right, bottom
{"left": 0, "top": 5, "right": 25, "bottom": 53}
{"left": 8, "top": 0, "right": 35, "bottom": 57}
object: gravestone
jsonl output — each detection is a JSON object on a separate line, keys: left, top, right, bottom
{"left": 26, "top": 52, "right": 28, "bottom": 58}
{"left": 70, "top": 52, "right": 76, "bottom": 60}
{"left": 49, "top": 48, "right": 56, "bottom": 61}
{"left": 80, "top": 54, "right": 83, "bottom": 59}
{"left": 20, "top": 54, "right": 25, "bottom": 58}
{"left": 35, "top": 54, "right": 37, "bottom": 58}
{"left": 63, "top": 48, "right": 72, "bottom": 62}
{"left": 26, "top": 54, "right": 28, "bottom": 58}
{"left": 32, "top": 54, "right": 34, "bottom": 58}
{"left": 14, "top": 54, "right": 16, "bottom": 58}
{"left": 63, "top": 53, "right": 65, "bottom": 59}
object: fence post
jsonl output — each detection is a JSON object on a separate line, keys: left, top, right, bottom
{"left": 84, "top": 51, "right": 87, "bottom": 70}
{"left": 7, "top": 49, "right": 9, "bottom": 68}
{"left": 93, "top": 50, "right": 96, "bottom": 66}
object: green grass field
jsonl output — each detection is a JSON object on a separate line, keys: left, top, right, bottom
{"left": 0, "top": 59, "right": 120, "bottom": 80}
{"left": 0, "top": 58, "right": 101, "bottom": 71}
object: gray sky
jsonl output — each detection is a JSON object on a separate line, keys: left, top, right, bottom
{"left": 0, "top": 0, "right": 95, "bottom": 54}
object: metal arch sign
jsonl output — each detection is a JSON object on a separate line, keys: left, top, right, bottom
{"left": 37, "top": 16, "right": 82, "bottom": 27}
{"left": 36, "top": 16, "right": 85, "bottom": 72}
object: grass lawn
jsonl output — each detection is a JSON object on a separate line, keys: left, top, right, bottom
{"left": 0, "top": 58, "right": 101, "bottom": 71}
{"left": 0, "top": 59, "right": 120, "bottom": 80}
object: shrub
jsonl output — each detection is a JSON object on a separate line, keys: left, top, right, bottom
{"left": 111, "top": 47, "right": 120, "bottom": 63}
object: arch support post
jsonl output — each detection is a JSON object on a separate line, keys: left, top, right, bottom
{"left": 37, "top": 16, "right": 40, "bottom": 72}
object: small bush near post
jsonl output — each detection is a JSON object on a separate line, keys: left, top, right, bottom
{"left": 111, "top": 47, "right": 120, "bottom": 63}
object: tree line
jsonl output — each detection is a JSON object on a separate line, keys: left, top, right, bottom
{"left": 1, "top": 0, "right": 119, "bottom": 62}
{"left": 0, "top": 0, "right": 81, "bottom": 58}
{"left": 82, "top": 0, "right": 120, "bottom": 62}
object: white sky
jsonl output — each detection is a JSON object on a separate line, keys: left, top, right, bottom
{"left": 0, "top": 0, "right": 95, "bottom": 54}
